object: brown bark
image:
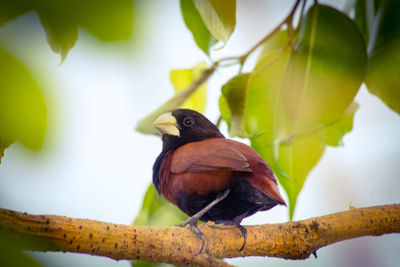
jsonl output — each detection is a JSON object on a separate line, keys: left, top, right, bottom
{"left": 0, "top": 204, "right": 399, "bottom": 267}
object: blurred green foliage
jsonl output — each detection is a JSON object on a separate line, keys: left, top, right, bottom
{"left": 0, "top": 229, "right": 44, "bottom": 267}
{"left": 0, "top": 0, "right": 134, "bottom": 60}
{"left": 365, "top": 0, "right": 400, "bottom": 114}
{"left": 219, "top": 73, "right": 250, "bottom": 137}
{"left": 354, "top": 0, "right": 371, "bottom": 44}
{"left": 0, "top": 48, "right": 46, "bottom": 154}
{"left": 170, "top": 61, "right": 208, "bottom": 113}
{"left": 133, "top": 185, "right": 188, "bottom": 227}
{"left": 0, "top": 0, "right": 135, "bottom": 265}
{"left": 0, "top": 0, "right": 134, "bottom": 163}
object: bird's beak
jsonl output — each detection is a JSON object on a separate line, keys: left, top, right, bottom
{"left": 153, "top": 112, "right": 180, "bottom": 137}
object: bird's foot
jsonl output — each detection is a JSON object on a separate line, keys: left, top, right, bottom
{"left": 176, "top": 189, "right": 232, "bottom": 254}
{"left": 177, "top": 218, "right": 205, "bottom": 254}
{"left": 177, "top": 215, "right": 201, "bottom": 227}
{"left": 236, "top": 224, "right": 247, "bottom": 252}
{"left": 224, "top": 222, "right": 247, "bottom": 252}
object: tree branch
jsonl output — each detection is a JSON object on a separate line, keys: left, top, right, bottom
{"left": 0, "top": 204, "right": 399, "bottom": 266}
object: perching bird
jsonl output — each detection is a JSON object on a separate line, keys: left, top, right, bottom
{"left": 152, "top": 109, "right": 286, "bottom": 252}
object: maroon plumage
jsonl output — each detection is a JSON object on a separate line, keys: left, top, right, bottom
{"left": 153, "top": 109, "right": 286, "bottom": 250}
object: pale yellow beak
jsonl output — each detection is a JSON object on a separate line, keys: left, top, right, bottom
{"left": 153, "top": 112, "right": 180, "bottom": 137}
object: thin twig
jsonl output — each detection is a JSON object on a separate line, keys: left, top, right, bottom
{"left": 233, "top": 0, "right": 303, "bottom": 67}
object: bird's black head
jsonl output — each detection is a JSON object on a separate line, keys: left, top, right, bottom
{"left": 153, "top": 109, "right": 224, "bottom": 152}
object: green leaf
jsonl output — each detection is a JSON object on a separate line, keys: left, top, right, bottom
{"left": 74, "top": 0, "right": 133, "bottom": 42}
{"left": 132, "top": 260, "right": 173, "bottom": 267}
{"left": 193, "top": 0, "right": 236, "bottom": 43}
{"left": 221, "top": 4, "right": 366, "bottom": 219}
{"left": 317, "top": 102, "right": 359, "bottom": 146}
{"left": 180, "top": 0, "right": 217, "bottom": 55}
{"left": 170, "top": 61, "right": 207, "bottom": 113}
{"left": 133, "top": 185, "right": 188, "bottom": 227}
{"left": 0, "top": 47, "right": 47, "bottom": 150}
{"left": 0, "top": 0, "right": 133, "bottom": 59}
{"left": 354, "top": 0, "right": 374, "bottom": 44}
{"left": 38, "top": 7, "right": 78, "bottom": 62}
{"left": 0, "top": 229, "right": 44, "bottom": 267}
{"left": 0, "top": 134, "right": 13, "bottom": 163}
{"left": 0, "top": 0, "right": 33, "bottom": 26}
{"left": 220, "top": 73, "right": 250, "bottom": 137}
{"left": 136, "top": 62, "right": 208, "bottom": 135}
{"left": 365, "top": 0, "right": 400, "bottom": 114}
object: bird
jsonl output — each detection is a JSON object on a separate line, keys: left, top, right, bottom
{"left": 152, "top": 109, "right": 286, "bottom": 252}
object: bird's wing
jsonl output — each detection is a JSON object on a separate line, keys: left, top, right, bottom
{"left": 224, "top": 139, "right": 287, "bottom": 206}
{"left": 170, "top": 138, "right": 252, "bottom": 173}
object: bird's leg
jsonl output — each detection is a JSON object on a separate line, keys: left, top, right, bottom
{"left": 177, "top": 188, "right": 231, "bottom": 253}
{"left": 178, "top": 188, "right": 230, "bottom": 227}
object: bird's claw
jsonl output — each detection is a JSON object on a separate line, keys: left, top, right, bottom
{"left": 177, "top": 218, "right": 205, "bottom": 254}
{"left": 224, "top": 222, "right": 247, "bottom": 252}
{"left": 188, "top": 224, "right": 205, "bottom": 254}
{"left": 236, "top": 224, "right": 247, "bottom": 252}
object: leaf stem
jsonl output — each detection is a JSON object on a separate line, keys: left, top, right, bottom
{"left": 210, "top": 0, "right": 304, "bottom": 72}
{"left": 237, "top": 0, "right": 302, "bottom": 67}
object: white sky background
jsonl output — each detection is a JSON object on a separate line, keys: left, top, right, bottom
{"left": 0, "top": 0, "right": 399, "bottom": 266}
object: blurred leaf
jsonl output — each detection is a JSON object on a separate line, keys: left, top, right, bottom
{"left": 0, "top": 229, "right": 44, "bottom": 267}
{"left": 133, "top": 185, "right": 188, "bottom": 227}
{"left": 220, "top": 73, "right": 250, "bottom": 137}
{"left": 0, "top": 0, "right": 133, "bottom": 59}
{"left": 170, "top": 61, "right": 207, "bottom": 113}
{"left": 219, "top": 93, "right": 231, "bottom": 128}
{"left": 0, "top": 134, "right": 13, "bottom": 163}
{"left": 374, "top": 0, "right": 383, "bottom": 14}
{"left": 132, "top": 260, "right": 173, "bottom": 267}
{"left": 0, "top": 0, "right": 34, "bottom": 26}
{"left": 317, "top": 102, "right": 359, "bottom": 146}
{"left": 193, "top": 0, "right": 236, "bottom": 43}
{"left": 221, "top": 4, "right": 366, "bottom": 219}
{"left": 38, "top": 7, "right": 78, "bottom": 62}
{"left": 365, "top": 0, "right": 400, "bottom": 114}
{"left": 136, "top": 62, "right": 208, "bottom": 135}
{"left": 354, "top": 0, "right": 374, "bottom": 44}
{"left": 74, "top": 0, "right": 133, "bottom": 42}
{"left": 180, "top": 0, "right": 217, "bottom": 55}
{"left": 0, "top": 47, "right": 47, "bottom": 150}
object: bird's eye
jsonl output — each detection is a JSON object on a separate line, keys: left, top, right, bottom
{"left": 183, "top": 117, "right": 194, "bottom": 127}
